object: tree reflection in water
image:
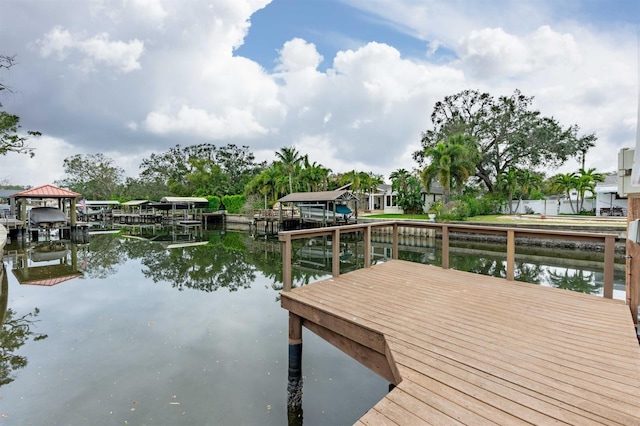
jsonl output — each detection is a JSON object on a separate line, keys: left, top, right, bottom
{"left": 81, "top": 233, "right": 131, "bottom": 279}
{"left": 514, "top": 263, "right": 544, "bottom": 285}
{"left": 0, "top": 308, "right": 49, "bottom": 387}
{"left": 0, "top": 266, "right": 48, "bottom": 389}
{"left": 81, "top": 232, "right": 328, "bottom": 294}
{"left": 141, "top": 232, "right": 257, "bottom": 292}
{"left": 547, "top": 269, "right": 601, "bottom": 294}
{"left": 1, "top": 263, "right": 49, "bottom": 388}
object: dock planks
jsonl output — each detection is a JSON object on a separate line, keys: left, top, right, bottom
{"left": 281, "top": 259, "right": 640, "bottom": 425}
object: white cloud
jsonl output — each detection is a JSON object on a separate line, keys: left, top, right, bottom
{"left": 458, "top": 25, "right": 581, "bottom": 78}
{"left": 89, "top": 0, "right": 168, "bottom": 29}
{"left": 37, "top": 26, "right": 74, "bottom": 59}
{"left": 37, "top": 26, "right": 144, "bottom": 73}
{"left": 79, "top": 33, "right": 144, "bottom": 72}
{"left": 128, "top": 0, "right": 168, "bottom": 28}
{"left": 142, "top": 105, "right": 269, "bottom": 138}
{"left": 0, "top": 135, "right": 75, "bottom": 185}
{"left": 276, "top": 38, "right": 324, "bottom": 72}
{"left": 270, "top": 39, "right": 465, "bottom": 173}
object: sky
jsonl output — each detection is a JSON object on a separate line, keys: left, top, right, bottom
{"left": 0, "top": 0, "right": 638, "bottom": 187}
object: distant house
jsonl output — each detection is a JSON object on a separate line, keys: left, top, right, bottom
{"left": 0, "top": 189, "right": 15, "bottom": 217}
{"left": 368, "top": 182, "right": 443, "bottom": 214}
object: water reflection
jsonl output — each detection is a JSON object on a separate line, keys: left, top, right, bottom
{"left": 11, "top": 241, "right": 84, "bottom": 286}
{"left": 0, "top": 264, "right": 48, "bottom": 387}
{"left": 547, "top": 269, "right": 602, "bottom": 294}
{"left": 1, "top": 231, "right": 395, "bottom": 425}
{"left": 141, "top": 232, "right": 257, "bottom": 292}
{"left": 391, "top": 239, "right": 623, "bottom": 296}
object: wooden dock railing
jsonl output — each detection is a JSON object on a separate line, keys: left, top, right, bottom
{"left": 279, "top": 220, "right": 621, "bottom": 300}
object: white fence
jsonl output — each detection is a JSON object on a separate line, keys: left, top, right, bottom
{"left": 506, "top": 199, "right": 596, "bottom": 215}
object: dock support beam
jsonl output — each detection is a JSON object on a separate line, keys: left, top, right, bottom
{"left": 287, "top": 313, "right": 303, "bottom": 420}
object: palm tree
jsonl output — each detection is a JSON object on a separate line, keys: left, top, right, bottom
{"left": 551, "top": 172, "right": 577, "bottom": 213}
{"left": 390, "top": 168, "right": 411, "bottom": 192}
{"left": 515, "top": 169, "right": 543, "bottom": 213}
{"left": 497, "top": 168, "right": 519, "bottom": 214}
{"left": 575, "top": 168, "right": 604, "bottom": 212}
{"left": 390, "top": 169, "right": 423, "bottom": 213}
{"left": 245, "top": 165, "right": 281, "bottom": 207}
{"left": 275, "top": 146, "right": 302, "bottom": 194}
{"left": 299, "top": 157, "right": 332, "bottom": 192}
{"left": 389, "top": 168, "right": 410, "bottom": 210}
{"left": 338, "top": 170, "right": 359, "bottom": 191}
{"left": 361, "top": 172, "right": 383, "bottom": 210}
{"left": 421, "top": 135, "right": 478, "bottom": 205}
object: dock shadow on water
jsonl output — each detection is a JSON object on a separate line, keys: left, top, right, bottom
{"left": 0, "top": 227, "right": 627, "bottom": 424}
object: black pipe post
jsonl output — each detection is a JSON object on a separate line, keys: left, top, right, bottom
{"left": 287, "top": 313, "right": 303, "bottom": 423}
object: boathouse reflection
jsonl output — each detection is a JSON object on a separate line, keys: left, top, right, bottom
{"left": 11, "top": 241, "right": 84, "bottom": 286}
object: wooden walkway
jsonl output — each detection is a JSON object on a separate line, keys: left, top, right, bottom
{"left": 281, "top": 260, "right": 640, "bottom": 425}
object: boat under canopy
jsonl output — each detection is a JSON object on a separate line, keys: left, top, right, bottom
{"left": 335, "top": 205, "right": 352, "bottom": 215}
{"left": 29, "top": 207, "right": 68, "bottom": 228}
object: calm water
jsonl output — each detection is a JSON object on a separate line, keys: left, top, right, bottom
{"left": 0, "top": 227, "right": 626, "bottom": 425}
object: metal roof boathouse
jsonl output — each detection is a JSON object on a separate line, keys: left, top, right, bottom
{"left": 6, "top": 184, "right": 88, "bottom": 242}
{"left": 278, "top": 190, "right": 358, "bottom": 228}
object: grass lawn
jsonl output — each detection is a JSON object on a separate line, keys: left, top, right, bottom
{"left": 364, "top": 213, "right": 433, "bottom": 220}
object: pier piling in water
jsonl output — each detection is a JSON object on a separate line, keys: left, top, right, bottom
{"left": 287, "top": 312, "right": 303, "bottom": 410}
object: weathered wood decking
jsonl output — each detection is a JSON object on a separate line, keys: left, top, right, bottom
{"left": 282, "top": 260, "right": 640, "bottom": 425}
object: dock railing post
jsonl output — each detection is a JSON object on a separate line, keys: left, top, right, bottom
{"left": 603, "top": 235, "right": 615, "bottom": 299}
{"left": 332, "top": 228, "right": 341, "bottom": 278}
{"left": 441, "top": 225, "right": 449, "bottom": 269}
{"left": 281, "top": 233, "right": 292, "bottom": 292}
{"left": 506, "top": 230, "right": 515, "bottom": 281}
{"left": 364, "top": 224, "right": 371, "bottom": 269}
{"left": 392, "top": 223, "right": 398, "bottom": 260}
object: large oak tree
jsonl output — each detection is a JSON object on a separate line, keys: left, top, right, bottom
{"left": 413, "top": 89, "right": 596, "bottom": 192}
{"left": 56, "top": 153, "right": 124, "bottom": 199}
{"left": 139, "top": 143, "right": 262, "bottom": 196}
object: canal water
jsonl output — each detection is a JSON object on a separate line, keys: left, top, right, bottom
{"left": 0, "top": 227, "right": 626, "bottom": 424}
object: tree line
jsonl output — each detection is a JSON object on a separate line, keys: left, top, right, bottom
{"left": 52, "top": 144, "right": 387, "bottom": 208}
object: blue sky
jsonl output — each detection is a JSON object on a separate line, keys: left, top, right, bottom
{"left": 236, "top": 0, "right": 436, "bottom": 70}
{"left": 0, "top": 0, "right": 638, "bottom": 186}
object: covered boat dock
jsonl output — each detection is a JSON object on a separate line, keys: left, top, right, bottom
{"left": 278, "top": 189, "right": 359, "bottom": 228}
{"left": 6, "top": 184, "right": 88, "bottom": 242}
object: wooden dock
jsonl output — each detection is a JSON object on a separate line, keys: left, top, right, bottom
{"left": 282, "top": 260, "right": 640, "bottom": 424}
{"left": 280, "top": 221, "right": 640, "bottom": 425}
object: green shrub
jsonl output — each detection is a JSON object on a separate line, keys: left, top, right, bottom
{"left": 205, "top": 195, "right": 221, "bottom": 211}
{"left": 452, "top": 193, "right": 504, "bottom": 217}
{"left": 222, "top": 195, "right": 245, "bottom": 214}
{"left": 439, "top": 200, "right": 471, "bottom": 221}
